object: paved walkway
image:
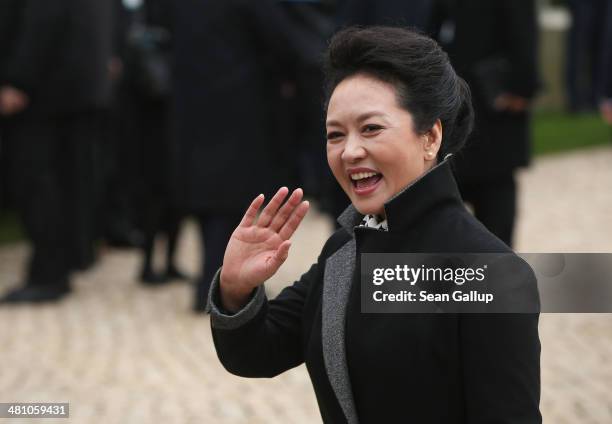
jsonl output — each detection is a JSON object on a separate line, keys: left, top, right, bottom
{"left": 1, "top": 146, "right": 611, "bottom": 423}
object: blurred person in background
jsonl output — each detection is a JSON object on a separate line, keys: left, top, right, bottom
{"left": 566, "top": 0, "right": 610, "bottom": 113}
{"left": 275, "top": 0, "right": 338, "bottom": 215}
{"left": 0, "top": 0, "right": 24, "bottom": 213}
{"left": 113, "top": 0, "right": 187, "bottom": 285}
{"left": 168, "top": 0, "right": 320, "bottom": 312}
{"left": 0, "top": 0, "right": 113, "bottom": 303}
{"left": 94, "top": 0, "right": 146, "bottom": 250}
{"left": 598, "top": 0, "right": 612, "bottom": 124}
{"left": 432, "top": 0, "right": 540, "bottom": 247}
{"left": 336, "top": 0, "right": 434, "bottom": 28}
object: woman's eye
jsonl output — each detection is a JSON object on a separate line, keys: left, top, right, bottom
{"left": 326, "top": 131, "right": 343, "bottom": 141}
{"left": 363, "top": 124, "right": 383, "bottom": 134}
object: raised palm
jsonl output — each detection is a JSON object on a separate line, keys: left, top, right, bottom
{"left": 221, "top": 187, "right": 310, "bottom": 297}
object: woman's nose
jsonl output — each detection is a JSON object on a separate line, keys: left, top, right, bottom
{"left": 341, "top": 134, "right": 366, "bottom": 163}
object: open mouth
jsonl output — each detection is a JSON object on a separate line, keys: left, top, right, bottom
{"left": 350, "top": 171, "right": 383, "bottom": 194}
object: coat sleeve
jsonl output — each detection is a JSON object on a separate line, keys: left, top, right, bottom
{"left": 208, "top": 260, "right": 322, "bottom": 378}
{"left": 498, "top": 0, "right": 540, "bottom": 98}
{"left": 3, "top": 0, "right": 67, "bottom": 95}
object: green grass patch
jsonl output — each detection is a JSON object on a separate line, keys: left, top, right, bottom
{"left": 533, "top": 111, "right": 611, "bottom": 156}
{"left": 0, "top": 211, "right": 23, "bottom": 245}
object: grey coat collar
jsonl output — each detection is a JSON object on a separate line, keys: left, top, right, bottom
{"left": 337, "top": 204, "right": 363, "bottom": 235}
{"left": 322, "top": 237, "right": 359, "bottom": 424}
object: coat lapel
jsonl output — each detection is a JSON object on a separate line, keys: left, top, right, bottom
{"left": 322, "top": 237, "right": 359, "bottom": 424}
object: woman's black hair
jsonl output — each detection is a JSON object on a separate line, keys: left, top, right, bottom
{"left": 323, "top": 26, "right": 474, "bottom": 159}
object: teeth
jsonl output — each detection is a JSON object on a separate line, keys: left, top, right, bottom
{"left": 350, "top": 172, "right": 378, "bottom": 181}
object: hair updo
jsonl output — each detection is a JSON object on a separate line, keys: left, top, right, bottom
{"left": 323, "top": 26, "right": 474, "bottom": 159}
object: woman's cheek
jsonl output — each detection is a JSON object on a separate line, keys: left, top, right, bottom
{"left": 328, "top": 157, "right": 349, "bottom": 193}
{"left": 326, "top": 145, "right": 341, "bottom": 174}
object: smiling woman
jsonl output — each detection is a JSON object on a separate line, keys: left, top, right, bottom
{"left": 325, "top": 74, "right": 443, "bottom": 216}
{"left": 323, "top": 26, "right": 473, "bottom": 220}
{"left": 208, "top": 26, "right": 541, "bottom": 424}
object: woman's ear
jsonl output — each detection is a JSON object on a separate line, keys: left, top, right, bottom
{"left": 423, "top": 119, "right": 443, "bottom": 161}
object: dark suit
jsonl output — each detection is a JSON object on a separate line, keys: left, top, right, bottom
{"left": 3, "top": 0, "right": 112, "bottom": 117}
{"left": 2, "top": 0, "right": 112, "bottom": 289}
{"left": 566, "top": 0, "right": 610, "bottom": 111}
{"left": 171, "top": 0, "right": 317, "bottom": 213}
{"left": 433, "top": 0, "right": 539, "bottom": 246}
{"left": 276, "top": 0, "right": 336, "bottom": 201}
{"left": 336, "top": 0, "right": 434, "bottom": 29}
{"left": 170, "top": 0, "right": 319, "bottom": 308}
{"left": 0, "top": 0, "right": 25, "bottom": 209}
{"left": 0, "top": 0, "right": 23, "bottom": 76}
{"left": 598, "top": 0, "right": 612, "bottom": 100}
{"left": 209, "top": 161, "right": 541, "bottom": 423}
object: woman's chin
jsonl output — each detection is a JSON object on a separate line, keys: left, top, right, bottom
{"left": 352, "top": 201, "right": 385, "bottom": 217}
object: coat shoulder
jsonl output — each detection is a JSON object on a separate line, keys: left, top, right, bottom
{"left": 435, "top": 206, "right": 512, "bottom": 254}
{"left": 320, "top": 227, "right": 353, "bottom": 260}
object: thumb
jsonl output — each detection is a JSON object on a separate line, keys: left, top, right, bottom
{"left": 271, "top": 240, "right": 291, "bottom": 267}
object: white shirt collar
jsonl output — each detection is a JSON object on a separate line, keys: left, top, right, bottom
{"left": 360, "top": 214, "right": 389, "bottom": 231}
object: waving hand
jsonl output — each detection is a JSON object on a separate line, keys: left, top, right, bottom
{"left": 220, "top": 187, "right": 310, "bottom": 311}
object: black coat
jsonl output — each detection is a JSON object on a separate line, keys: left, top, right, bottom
{"left": 2, "top": 0, "right": 113, "bottom": 117}
{"left": 436, "top": 0, "right": 539, "bottom": 180}
{"left": 0, "top": 0, "right": 24, "bottom": 80}
{"left": 169, "top": 0, "right": 319, "bottom": 213}
{"left": 209, "top": 161, "right": 541, "bottom": 423}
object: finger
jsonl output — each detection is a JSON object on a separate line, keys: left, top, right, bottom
{"left": 269, "top": 188, "right": 303, "bottom": 232}
{"left": 279, "top": 200, "right": 309, "bottom": 240}
{"left": 270, "top": 240, "right": 291, "bottom": 268}
{"left": 257, "top": 187, "right": 289, "bottom": 227}
{"left": 239, "top": 194, "right": 265, "bottom": 227}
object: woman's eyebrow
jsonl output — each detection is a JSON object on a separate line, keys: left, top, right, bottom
{"left": 356, "top": 111, "right": 387, "bottom": 122}
{"left": 325, "top": 119, "right": 342, "bottom": 127}
{"left": 326, "top": 111, "right": 388, "bottom": 127}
